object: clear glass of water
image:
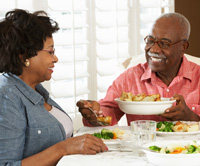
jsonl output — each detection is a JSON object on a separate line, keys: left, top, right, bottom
{"left": 130, "top": 120, "right": 156, "bottom": 146}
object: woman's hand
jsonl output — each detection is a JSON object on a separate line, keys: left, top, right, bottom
{"left": 76, "top": 100, "right": 104, "bottom": 126}
{"left": 159, "top": 94, "right": 200, "bottom": 121}
{"left": 63, "top": 134, "right": 108, "bottom": 155}
{"left": 21, "top": 134, "right": 107, "bottom": 166}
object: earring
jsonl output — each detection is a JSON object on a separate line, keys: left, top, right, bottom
{"left": 25, "top": 59, "right": 30, "bottom": 67}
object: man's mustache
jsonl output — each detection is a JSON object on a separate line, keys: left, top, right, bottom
{"left": 147, "top": 51, "right": 166, "bottom": 59}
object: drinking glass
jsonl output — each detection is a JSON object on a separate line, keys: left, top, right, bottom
{"left": 130, "top": 120, "right": 156, "bottom": 146}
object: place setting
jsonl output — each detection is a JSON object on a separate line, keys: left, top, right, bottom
{"left": 61, "top": 92, "right": 200, "bottom": 166}
{"left": 113, "top": 92, "right": 200, "bottom": 165}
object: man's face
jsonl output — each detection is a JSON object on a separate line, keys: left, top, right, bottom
{"left": 145, "top": 18, "right": 184, "bottom": 75}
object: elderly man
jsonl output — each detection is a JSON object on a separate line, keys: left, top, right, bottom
{"left": 77, "top": 13, "right": 200, "bottom": 126}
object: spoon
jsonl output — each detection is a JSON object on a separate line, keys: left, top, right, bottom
{"left": 80, "top": 100, "right": 109, "bottom": 126}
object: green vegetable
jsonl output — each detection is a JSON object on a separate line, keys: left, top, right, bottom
{"left": 149, "top": 141, "right": 200, "bottom": 154}
{"left": 187, "top": 145, "right": 196, "bottom": 153}
{"left": 165, "top": 150, "right": 170, "bottom": 153}
{"left": 92, "top": 128, "right": 114, "bottom": 139}
{"left": 101, "top": 129, "right": 114, "bottom": 139}
{"left": 92, "top": 133, "right": 102, "bottom": 139}
{"left": 194, "top": 146, "right": 200, "bottom": 153}
{"left": 156, "top": 122, "right": 163, "bottom": 129}
{"left": 157, "top": 121, "right": 174, "bottom": 132}
{"left": 149, "top": 146, "right": 161, "bottom": 152}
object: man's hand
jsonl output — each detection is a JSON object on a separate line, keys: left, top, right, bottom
{"left": 159, "top": 94, "right": 200, "bottom": 121}
{"left": 76, "top": 100, "right": 104, "bottom": 126}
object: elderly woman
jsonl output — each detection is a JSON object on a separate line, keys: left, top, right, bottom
{"left": 0, "top": 9, "right": 107, "bottom": 166}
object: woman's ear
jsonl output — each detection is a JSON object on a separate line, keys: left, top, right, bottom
{"left": 19, "top": 54, "right": 29, "bottom": 67}
{"left": 19, "top": 54, "right": 25, "bottom": 62}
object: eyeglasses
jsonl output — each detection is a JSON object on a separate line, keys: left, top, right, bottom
{"left": 42, "top": 48, "right": 55, "bottom": 56}
{"left": 144, "top": 36, "right": 187, "bottom": 49}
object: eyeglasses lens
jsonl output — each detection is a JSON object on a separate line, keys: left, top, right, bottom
{"left": 144, "top": 37, "right": 170, "bottom": 49}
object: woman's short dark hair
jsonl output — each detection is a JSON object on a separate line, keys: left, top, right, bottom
{"left": 0, "top": 9, "right": 59, "bottom": 75}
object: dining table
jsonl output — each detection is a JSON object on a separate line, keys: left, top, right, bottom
{"left": 57, "top": 125, "right": 200, "bottom": 166}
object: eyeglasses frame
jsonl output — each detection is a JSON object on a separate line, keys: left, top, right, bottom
{"left": 144, "top": 35, "right": 188, "bottom": 49}
{"left": 42, "top": 48, "right": 56, "bottom": 56}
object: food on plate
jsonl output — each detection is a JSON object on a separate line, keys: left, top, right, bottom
{"left": 120, "top": 92, "right": 161, "bottom": 102}
{"left": 92, "top": 128, "right": 125, "bottom": 139}
{"left": 157, "top": 121, "right": 199, "bottom": 132}
{"left": 148, "top": 146, "right": 161, "bottom": 152}
{"left": 149, "top": 141, "right": 200, "bottom": 154}
{"left": 112, "top": 128, "right": 125, "bottom": 139}
{"left": 140, "top": 94, "right": 161, "bottom": 102}
{"left": 157, "top": 121, "right": 175, "bottom": 132}
{"left": 172, "top": 121, "right": 188, "bottom": 132}
{"left": 120, "top": 92, "right": 134, "bottom": 101}
{"left": 97, "top": 116, "right": 112, "bottom": 125}
{"left": 92, "top": 129, "right": 114, "bottom": 139}
{"left": 187, "top": 124, "right": 200, "bottom": 132}
{"left": 132, "top": 93, "right": 146, "bottom": 101}
{"left": 173, "top": 121, "right": 199, "bottom": 132}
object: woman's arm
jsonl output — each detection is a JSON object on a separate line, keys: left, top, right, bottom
{"left": 22, "top": 134, "right": 107, "bottom": 166}
{"left": 0, "top": 93, "right": 107, "bottom": 166}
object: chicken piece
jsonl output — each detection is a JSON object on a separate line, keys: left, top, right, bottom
{"left": 132, "top": 93, "right": 146, "bottom": 101}
{"left": 141, "top": 94, "right": 161, "bottom": 102}
{"left": 97, "top": 116, "right": 112, "bottom": 125}
{"left": 120, "top": 91, "right": 133, "bottom": 101}
{"left": 120, "top": 92, "right": 161, "bottom": 102}
{"left": 172, "top": 121, "right": 187, "bottom": 132}
{"left": 154, "top": 94, "right": 161, "bottom": 101}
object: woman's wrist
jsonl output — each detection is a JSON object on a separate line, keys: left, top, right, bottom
{"left": 56, "top": 141, "right": 68, "bottom": 156}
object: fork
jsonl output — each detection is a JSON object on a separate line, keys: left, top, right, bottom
{"left": 80, "top": 100, "right": 109, "bottom": 126}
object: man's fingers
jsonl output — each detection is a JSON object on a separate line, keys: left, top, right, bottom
{"left": 160, "top": 111, "right": 179, "bottom": 120}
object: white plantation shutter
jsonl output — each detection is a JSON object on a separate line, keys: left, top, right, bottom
{"left": 139, "top": 0, "right": 175, "bottom": 53}
{"left": 95, "top": 0, "right": 130, "bottom": 99}
{"left": 47, "top": 0, "right": 91, "bottom": 118}
{"left": 0, "top": 0, "right": 174, "bottom": 125}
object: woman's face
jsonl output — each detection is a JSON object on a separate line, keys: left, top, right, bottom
{"left": 22, "top": 37, "right": 58, "bottom": 85}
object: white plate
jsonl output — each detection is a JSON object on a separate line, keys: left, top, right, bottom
{"left": 156, "top": 121, "right": 200, "bottom": 137}
{"left": 156, "top": 130, "right": 200, "bottom": 136}
{"left": 114, "top": 97, "right": 176, "bottom": 115}
{"left": 143, "top": 140, "right": 200, "bottom": 166}
{"left": 102, "top": 139, "right": 121, "bottom": 145}
{"left": 74, "top": 129, "right": 130, "bottom": 146}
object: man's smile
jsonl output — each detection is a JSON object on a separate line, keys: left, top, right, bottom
{"left": 148, "top": 51, "right": 166, "bottom": 63}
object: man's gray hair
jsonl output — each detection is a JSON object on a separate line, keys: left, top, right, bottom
{"left": 157, "top": 12, "right": 191, "bottom": 40}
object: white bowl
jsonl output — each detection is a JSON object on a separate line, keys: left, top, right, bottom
{"left": 143, "top": 140, "right": 200, "bottom": 166}
{"left": 114, "top": 98, "right": 176, "bottom": 115}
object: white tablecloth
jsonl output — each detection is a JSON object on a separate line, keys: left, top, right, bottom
{"left": 57, "top": 125, "right": 200, "bottom": 166}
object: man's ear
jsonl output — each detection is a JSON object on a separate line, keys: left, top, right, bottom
{"left": 182, "top": 41, "right": 189, "bottom": 51}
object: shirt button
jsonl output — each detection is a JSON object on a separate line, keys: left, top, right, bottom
{"left": 38, "top": 130, "right": 42, "bottom": 134}
{"left": 192, "top": 107, "right": 195, "bottom": 110}
{"left": 166, "top": 89, "right": 169, "bottom": 92}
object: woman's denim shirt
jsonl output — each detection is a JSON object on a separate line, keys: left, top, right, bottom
{"left": 0, "top": 73, "right": 71, "bottom": 166}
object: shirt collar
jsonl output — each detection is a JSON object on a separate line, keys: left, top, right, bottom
{"left": 6, "top": 73, "right": 49, "bottom": 105}
{"left": 141, "top": 55, "right": 193, "bottom": 81}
